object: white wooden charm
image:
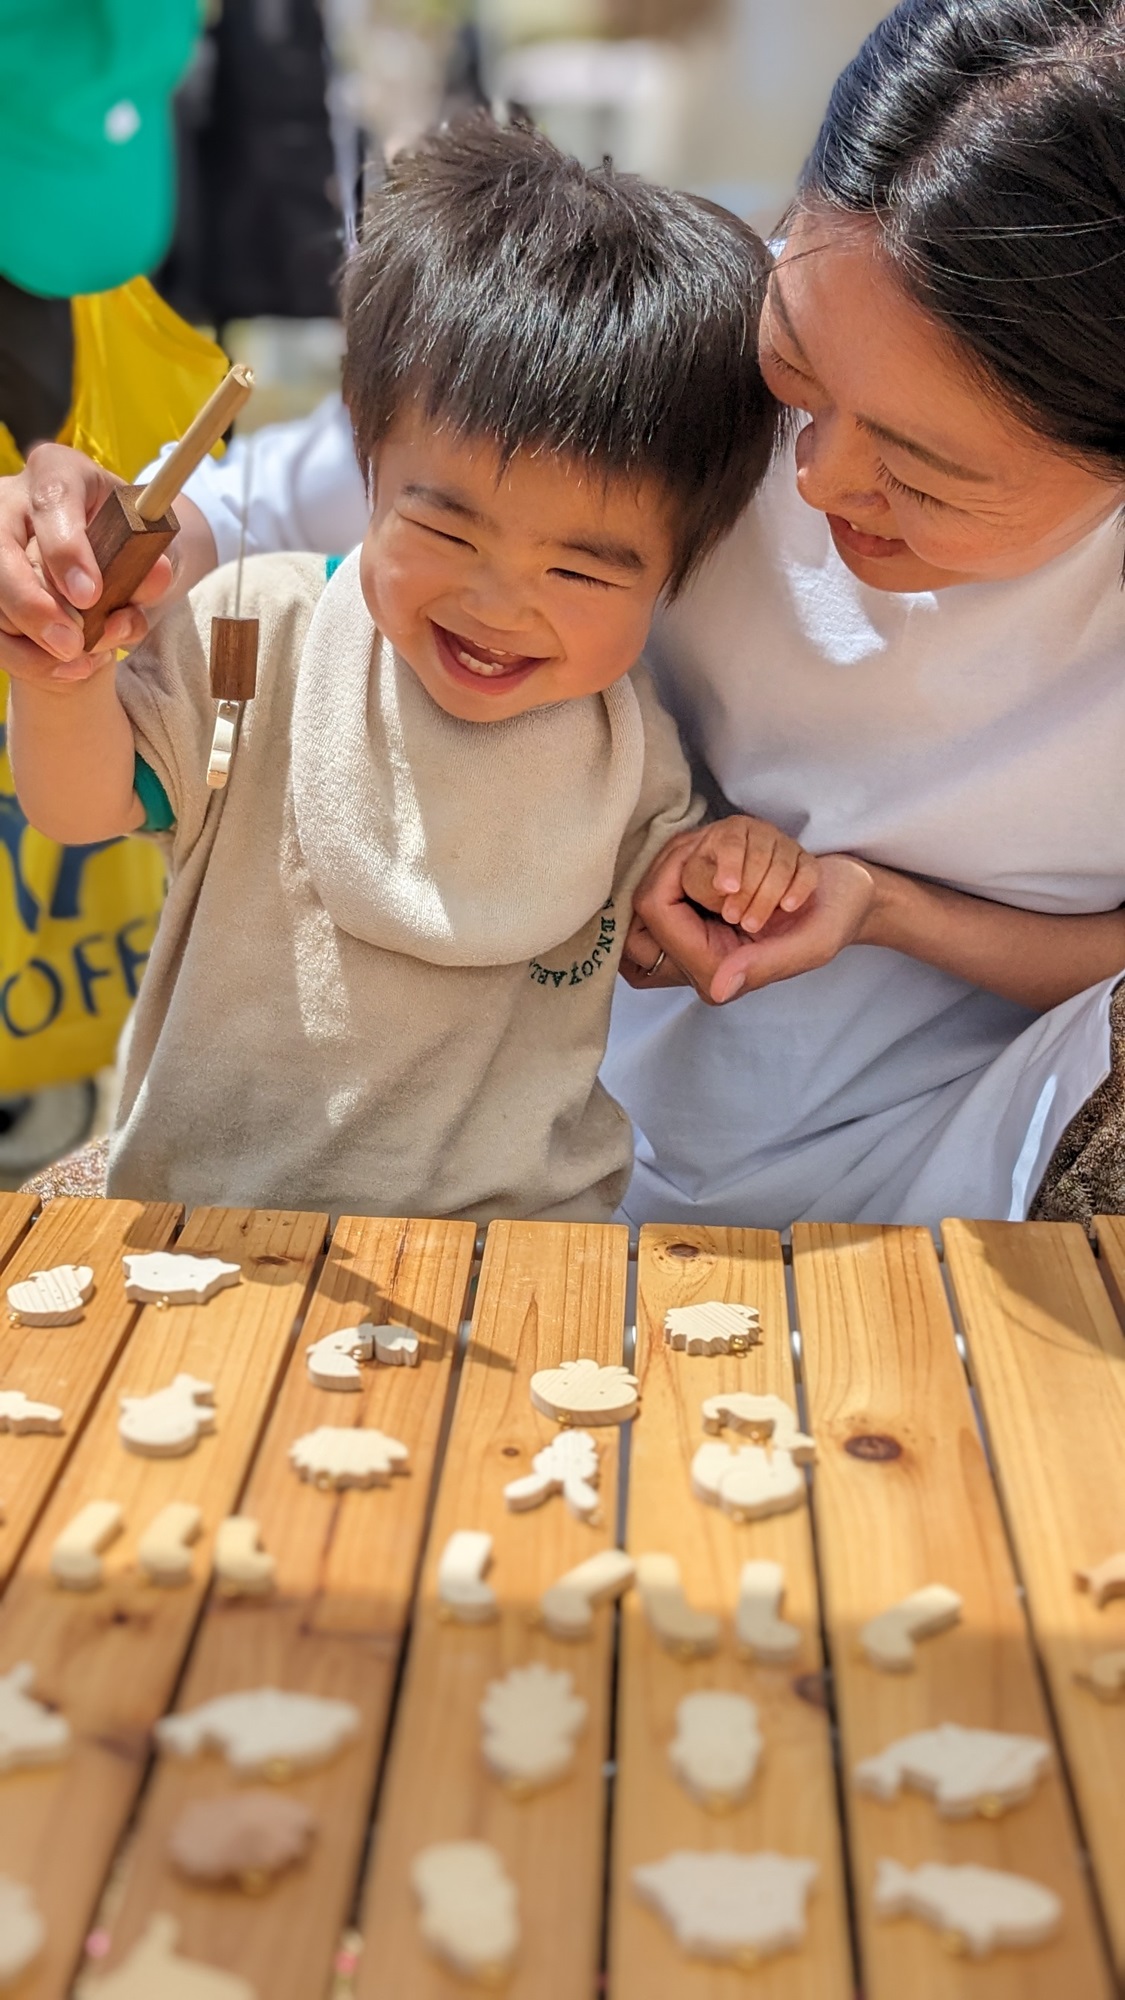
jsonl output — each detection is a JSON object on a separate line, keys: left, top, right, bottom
{"left": 6, "top": 1263, "right": 94, "bottom": 1327}
{"left": 122, "top": 1252, "right": 242, "bottom": 1306}
{"left": 289, "top": 1426, "right": 409, "bottom": 1490}
{"left": 0, "top": 1390, "right": 63, "bottom": 1435}
{"left": 700, "top": 1392, "right": 815, "bottom": 1461}
{"left": 412, "top": 1841, "right": 519, "bottom": 1983}
{"left": 213, "top": 1517, "right": 276, "bottom": 1598}
{"left": 691, "top": 1440, "right": 804, "bottom": 1522}
{"left": 74, "top": 1914, "right": 257, "bottom": 1999}
{"left": 663, "top": 1302, "right": 761, "bottom": 1355}
{"left": 735, "top": 1560, "right": 801, "bottom": 1663}
{"left": 855, "top": 1725, "right": 1051, "bottom": 1818}
{"left": 156, "top": 1688, "right": 360, "bottom": 1778}
{"left": 207, "top": 701, "right": 242, "bottom": 791}
{"left": 50, "top": 1501, "right": 124, "bottom": 1591}
{"left": 119, "top": 1375, "right": 215, "bottom": 1457}
{"left": 1078, "top": 1650, "right": 1125, "bottom": 1700}
{"left": 873, "top": 1858, "right": 1062, "bottom": 1957}
{"left": 633, "top": 1851, "right": 818, "bottom": 1965}
{"left": 0, "top": 1878, "right": 44, "bottom": 1986}
{"left": 480, "top": 1663, "right": 587, "bottom": 1793}
{"left": 668, "top": 1692, "right": 762, "bottom": 1809}
{"left": 529, "top": 1359, "right": 638, "bottom": 1427}
{"left": 1076, "top": 1552, "right": 1125, "bottom": 1608}
{"left": 372, "top": 1323, "right": 419, "bottom": 1367}
{"left": 860, "top": 1584, "right": 963, "bottom": 1671}
{"left": 503, "top": 1431, "right": 599, "bottom": 1520}
{"left": 305, "top": 1325, "right": 375, "bottom": 1391}
{"left": 138, "top": 1503, "right": 203, "bottom": 1587}
{"left": 636, "top": 1553, "right": 721, "bottom": 1659}
{"left": 437, "top": 1531, "right": 497, "bottom": 1624}
{"left": 169, "top": 1791, "right": 317, "bottom": 1891}
{"left": 540, "top": 1549, "right": 636, "bottom": 1640}
{"left": 0, "top": 1663, "right": 71, "bottom": 1770}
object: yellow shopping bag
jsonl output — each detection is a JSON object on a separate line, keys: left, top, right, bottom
{"left": 0, "top": 276, "right": 227, "bottom": 1092}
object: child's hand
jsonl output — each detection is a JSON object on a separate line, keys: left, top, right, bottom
{"left": 679, "top": 816, "right": 818, "bottom": 934}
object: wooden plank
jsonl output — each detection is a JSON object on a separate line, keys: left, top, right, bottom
{"left": 1094, "top": 1212, "right": 1125, "bottom": 1328}
{"left": 0, "top": 1196, "right": 180, "bottom": 1592}
{"left": 944, "top": 1218, "right": 1125, "bottom": 1979}
{"left": 0, "top": 1204, "right": 325, "bottom": 2000}
{"left": 611, "top": 1225, "right": 853, "bottom": 2000}
{"left": 357, "top": 1219, "right": 629, "bottom": 2000}
{"left": 792, "top": 1222, "right": 1111, "bottom": 2000}
{"left": 91, "top": 1213, "right": 476, "bottom": 1999}
{"left": 0, "top": 1189, "right": 38, "bottom": 1263}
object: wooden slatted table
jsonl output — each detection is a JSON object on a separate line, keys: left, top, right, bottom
{"left": 0, "top": 1196, "right": 1121, "bottom": 1999}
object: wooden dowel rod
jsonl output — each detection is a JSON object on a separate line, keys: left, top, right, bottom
{"left": 136, "top": 364, "right": 254, "bottom": 522}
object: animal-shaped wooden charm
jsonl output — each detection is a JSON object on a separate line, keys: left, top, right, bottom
{"left": 289, "top": 1426, "right": 409, "bottom": 1491}
{"left": 372, "top": 1322, "right": 419, "bottom": 1366}
{"left": 873, "top": 1859, "right": 1061, "bottom": 1957}
{"left": 214, "top": 1517, "right": 276, "bottom": 1597}
{"left": 503, "top": 1430, "right": 600, "bottom": 1520}
{"left": 529, "top": 1359, "right": 638, "bottom": 1427}
{"left": 1076, "top": 1552, "right": 1125, "bottom": 1608}
{"left": 156, "top": 1688, "right": 360, "bottom": 1779}
{"left": 437, "top": 1531, "right": 497, "bottom": 1624}
{"left": 637, "top": 1553, "right": 721, "bottom": 1659}
{"left": 138, "top": 1503, "right": 203, "bottom": 1587}
{"left": 540, "top": 1549, "right": 636, "bottom": 1640}
{"left": 7, "top": 1263, "right": 93, "bottom": 1326}
{"left": 0, "top": 1390, "right": 63, "bottom": 1435}
{"left": 0, "top": 1663, "right": 70, "bottom": 1770}
{"left": 633, "top": 1851, "right": 818, "bottom": 1965}
{"left": 668, "top": 1692, "right": 762, "bottom": 1809}
{"left": 73, "top": 1914, "right": 257, "bottom": 1999}
{"left": 0, "top": 1877, "right": 44, "bottom": 1985}
{"left": 691, "top": 1440, "right": 804, "bottom": 1522}
{"left": 169, "top": 1792, "right": 317, "bottom": 1892}
{"left": 663, "top": 1301, "right": 761, "bottom": 1355}
{"left": 855, "top": 1725, "right": 1051, "bottom": 1818}
{"left": 122, "top": 1252, "right": 242, "bottom": 1306}
{"left": 119, "top": 1375, "right": 215, "bottom": 1457}
{"left": 412, "top": 1841, "right": 520, "bottom": 1983}
{"left": 480, "top": 1663, "right": 587, "bottom": 1794}
{"left": 860, "top": 1584, "right": 962, "bottom": 1671}
{"left": 700, "top": 1392, "right": 815, "bottom": 1461}
{"left": 305, "top": 1325, "right": 375, "bottom": 1391}
{"left": 735, "top": 1560, "right": 801, "bottom": 1663}
{"left": 50, "top": 1501, "right": 124, "bottom": 1591}
{"left": 1077, "top": 1651, "right": 1125, "bottom": 1701}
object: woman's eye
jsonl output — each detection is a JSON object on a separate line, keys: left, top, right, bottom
{"left": 763, "top": 343, "right": 809, "bottom": 383}
{"left": 875, "top": 460, "right": 944, "bottom": 511}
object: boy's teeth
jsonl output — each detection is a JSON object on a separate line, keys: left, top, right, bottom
{"left": 456, "top": 645, "right": 516, "bottom": 677}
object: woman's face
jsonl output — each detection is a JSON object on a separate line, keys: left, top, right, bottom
{"left": 759, "top": 207, "right": 1125, "bottom": 592}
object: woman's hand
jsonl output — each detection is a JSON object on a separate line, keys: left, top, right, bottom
{"left": 0, "top": 443, "right": 215, "bottom": 683}
{"left": 623, "top": 817, "right": 878, "bottom": 1003}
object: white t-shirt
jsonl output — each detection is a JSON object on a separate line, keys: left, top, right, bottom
{"left": 176, "top": 404, "right": 1124, "bottom": 1226}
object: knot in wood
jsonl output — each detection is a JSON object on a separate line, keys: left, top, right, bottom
{"left": 666, "top": 1242, "right": 700, "bottom": 1260}
{"left": 791, "top": 1671, "right": 829, "bottom": 1710}
{"left": 844, "top": 1432, "right": 902, "bottom": 1462}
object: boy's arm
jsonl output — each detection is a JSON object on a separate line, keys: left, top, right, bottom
{"left": 8, "top": 657, "right": 146, "bottom": 844}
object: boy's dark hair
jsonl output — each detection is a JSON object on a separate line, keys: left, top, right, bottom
{"left": 800, "top": 0, "right": 1125, "bottom": 483}
{"left": 341, "top": 117, "right": 776, "bottom": 594}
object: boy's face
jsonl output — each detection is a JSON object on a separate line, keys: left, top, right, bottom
{"left": 358, "top": 406, "right": 676, "bottom": 722}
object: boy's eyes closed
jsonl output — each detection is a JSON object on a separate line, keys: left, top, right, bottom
{"left": 549, "top": 567, "right": 616, "bottom": 589}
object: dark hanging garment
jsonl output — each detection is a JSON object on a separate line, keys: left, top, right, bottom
{"left": 0, "top": 278, "right": 74, "bottom": 454}
{"left": 158, "top": 0, "right": 342, "bottom": 330}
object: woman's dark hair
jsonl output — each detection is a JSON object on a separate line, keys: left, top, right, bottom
{"left": 800, "top": 0, "right": 1125, "bottom": 478}
{"left": 341, "top": 116, "right": 777, "bottom": 593}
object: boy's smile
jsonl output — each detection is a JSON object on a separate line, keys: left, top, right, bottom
{"left": 358, "top": 407, "right": 676, "bottom": 723}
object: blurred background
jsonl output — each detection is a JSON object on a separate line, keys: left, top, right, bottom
{"left": 161, "top": 0, "right": 894, "bottom": 428}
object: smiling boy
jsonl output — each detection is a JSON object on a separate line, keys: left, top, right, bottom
{"left": 9, "top": 118, "right": 793, "bottom": 1219}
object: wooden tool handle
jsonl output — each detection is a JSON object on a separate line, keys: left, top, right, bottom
{"left": 137, "top": 364, "right": 254, "bottom": 522}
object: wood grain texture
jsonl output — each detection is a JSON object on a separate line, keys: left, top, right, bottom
{"left": 89, "top": 1213, "right": 475, "bottom": 2000}
{"left": 792, "top": 1223, "right": 1111, "bottom": 2000}
{"left": 945, "top": 1217, "right": 1125, "bottom": 1978}
{"left": 610, "top": 1225, "right": 852, "bottom": 2000}
{"left": 0, "top": 1190, "right": 38, "bottom": 1264}
{"left": 0, "top": 1197, "right": 179, "bottom": 1593}
{"left": 81, "top": 485, "right": 177, "bottom": 647}
{"left": 357, "top": 1219, "right": 629, "bottom": 2000}
{"left": 1094, "top": 1213, "right": 1125, "bottom": 1330}
{"left": 0, "top": 1205, "right": 325, "bottom": 2000}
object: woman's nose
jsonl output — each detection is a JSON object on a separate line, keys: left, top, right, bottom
{"left": 793, "top": 414, "right": 891, "bottom": 520}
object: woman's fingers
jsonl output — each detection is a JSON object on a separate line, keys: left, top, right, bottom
{"left": 24, "top": 443, "right": 119, "bottom": 611}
